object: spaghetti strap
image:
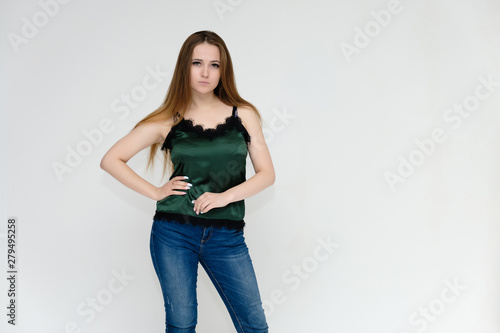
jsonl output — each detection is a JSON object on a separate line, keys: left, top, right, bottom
{"left": 232, "top": 106, "right": 238, "bottom": 118}
{"left": 173, "top": 112, "right": 180, "bottom": 123}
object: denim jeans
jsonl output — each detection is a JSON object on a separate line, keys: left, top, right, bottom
{"left": 150, "top": 218, "right": 269, "bottom": 333}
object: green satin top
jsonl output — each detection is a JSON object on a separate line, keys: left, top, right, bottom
{"left": 153, "top": 106, "right": 250, "bottom": 230}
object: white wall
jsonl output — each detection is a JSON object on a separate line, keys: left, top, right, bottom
{"left": 1, "top": 0, "right": 500, "bottom": 332}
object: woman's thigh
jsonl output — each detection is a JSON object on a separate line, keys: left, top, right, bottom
{"left": 199, "top": 227, "right": 268, "bottom": 333}
{"left": 150, "top": 219, "right": 202, "bottom": 330}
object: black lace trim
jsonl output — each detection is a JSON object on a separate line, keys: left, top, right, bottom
{"left": 153, "top": 211, "right": 245, "bottom": 230}
{"left": 162, "top": 109, "right": 251, "bottom": 151}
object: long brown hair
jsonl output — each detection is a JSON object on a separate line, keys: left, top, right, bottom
{"left": 135, "top": 30, "right": 260, "bottom": 173}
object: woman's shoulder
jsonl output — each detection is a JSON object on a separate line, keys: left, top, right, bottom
{"left": 235, "top": 106, "right": 260, "bottom": 128}
{"left": 135, "top": 118, "right": 176, "bottom": 144}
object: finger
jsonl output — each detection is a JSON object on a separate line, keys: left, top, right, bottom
{"left": 175, "top": 182, "right": 192, "bottom": 190}
{"left": 201, "top": 203, "right": 212, "bottom": 214}
{"left": 172, "top": 175, "right": 189, "bottom": 181}
{"left": 195, "top": 202, "right": 201, "bottom": 214}
{"left": 170, "top": 177, "right": 191, "bottom": 187}
{"left": 193, "top": 193, "right": 211, "bottom": 214}
{"left": 194, "top": 199, "right": 206, "bottom": 215}
{"left": 192, "top": 195, "right": 202, "bottom": 210}
{"left": 200, "top": 200, "right": 211, "bottom": 214}
{"left": 162, "top": 182, "right": 188, "bottom": 192}
{"left": 170, "top": 190, "right": 187, "bottom": 195}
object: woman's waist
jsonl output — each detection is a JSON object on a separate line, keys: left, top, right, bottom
{"left": 156, "top": 194, "right": 245, "bottom": 220}
{"left": 171, "top": 173, "right": 245, "bottom": 194}
{"left": 153, "top": 211, "right": 245, "bottom": 230}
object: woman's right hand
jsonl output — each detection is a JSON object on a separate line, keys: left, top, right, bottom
{"left": 155, "top": 176, "right": 192, "bottom": 201}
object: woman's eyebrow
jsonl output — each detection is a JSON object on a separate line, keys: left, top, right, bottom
{"left": 192, "top": 58, "right": 220, "bottom": 63}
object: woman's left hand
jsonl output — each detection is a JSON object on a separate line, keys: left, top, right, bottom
{"left": 192, "top": 192, "right": 231, "bottom": 215}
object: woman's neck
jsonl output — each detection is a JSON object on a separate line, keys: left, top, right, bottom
{"left": 189, "top": 91, "right": 219, "bottom": 110}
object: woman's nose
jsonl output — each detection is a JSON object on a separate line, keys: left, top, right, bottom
{"left": 201, "top": 65, "right": 209, "bottom": 77}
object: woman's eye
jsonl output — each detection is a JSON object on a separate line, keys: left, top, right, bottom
{"left": 211, "top": 63, "right": 220, "bottom": 68}
{"left": 192, "top": 61, "right": 201, "bottom": 66}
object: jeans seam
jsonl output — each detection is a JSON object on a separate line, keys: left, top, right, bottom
{"left": 199, "top": 227, "right": 213, "bottom": 257}
{"left": 201, "top": 227, "right": 213, "bottom": 243}
{"left": 150, "top": 227, "right": 172, "bottom": 330}
{"left": 199, "top": 257, "right": 246, "bottom": 333}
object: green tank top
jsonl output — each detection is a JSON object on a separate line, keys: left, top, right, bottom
{"left": 153, "top": 106, "right": 250, "bottom": 230}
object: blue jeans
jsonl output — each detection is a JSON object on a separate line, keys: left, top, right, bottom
{"left": 149, "top": 219, "right": 269, "bottom": 333}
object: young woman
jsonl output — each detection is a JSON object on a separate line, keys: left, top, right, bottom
{"left": 100, "top": 30, "right": 274, "bottom": 333}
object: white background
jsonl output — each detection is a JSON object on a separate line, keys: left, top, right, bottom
{"left": 1, "top": 0, "right": 500, "bottom": 332}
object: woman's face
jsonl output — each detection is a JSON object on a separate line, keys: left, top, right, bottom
{"left": 190, "top": 42, "right": 221, "bottom": 95}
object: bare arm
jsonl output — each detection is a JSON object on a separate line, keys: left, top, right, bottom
{"left": 100, "top": 120, "right": 191, "bottom": 201}
{"left": 193, "top": 107, "right": 275, "bottom": 214}
{"left": 224, "top": 107, "right": 275, "bottom": 201}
